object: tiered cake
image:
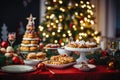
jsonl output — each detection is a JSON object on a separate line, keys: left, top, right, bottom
{"left": 20, "top": 14, "right": 39, "bottom": 52}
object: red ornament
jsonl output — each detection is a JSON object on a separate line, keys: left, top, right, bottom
{"left": 88, "top": 58, "right": 95, "bottom": 64}
{"left": 102, "top": 50, "right": 108, "bottom": 57}
{"left": 37, "top": 63, "right": 46, "bottom": 70}
{"left": 59, "top": 39, "right": 63, "bottom": 44}
{"left": 0, "top": 41, "right": 9, "bottom": 48}
{"left": 39, "top": 43, "right": 44, "bottom": 49}
{"left": 12, "top": 56, "right": 20, "bottom": 64}
{"left": 69, "top": 23, "right": 73, "bottom": 28}
{"left": 80, "top": 17, "right": 84, "bottom": 20}
{"left": 52, "top": 1, "right": 56, "bottom": 5}
{"left": 20, "top": 59, "right": 24, "bottom": 65}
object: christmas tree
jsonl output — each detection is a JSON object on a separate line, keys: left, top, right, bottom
{"left": 39, "top": 0, "right": 100, "bottom": 46}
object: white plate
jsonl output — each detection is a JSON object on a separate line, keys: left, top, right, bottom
{"left": 73, "top": 64, "right": 96, "bottom": 71}
{"left": 43, "top": 47, "right": 59, "bottom": 50}
{"left": 44, "top": 62, "right": 76, "bottom": 69}
{"left": 24, "top": 58, "right": 48, "bottom": 66}
{"left": 1, "top": 65, "right": 36, "bottom": 73}
{"left": 64, "top": 46, "right": 100, "bottom": 52}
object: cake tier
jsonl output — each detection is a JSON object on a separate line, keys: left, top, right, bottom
{"left": 21, "top": 39, "right": 39, "bottom": 44}
{"left": 23, "top": 32, "right": 38, "bottom": 38}
{"left": 20, "top": 46, "right": 39, "bottom": 52}
{"left": 21, "top": 44, "right": 38, "bottom": 46}
{"left": 23, "top": 38, "right": 39, "bottom": 40}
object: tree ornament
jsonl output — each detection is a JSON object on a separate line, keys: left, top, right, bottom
{"left": 69, "top": 23, "right": 73, "bottom": 28}
{"left": 108, "top": 61, "right": 116, "bottom": 70}
{"left": 0, "top": 41, "right": 9, "bottom": 48}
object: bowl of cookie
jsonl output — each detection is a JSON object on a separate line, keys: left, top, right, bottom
{"left": 24, "top": 52, "right": 47, "bottom": 66}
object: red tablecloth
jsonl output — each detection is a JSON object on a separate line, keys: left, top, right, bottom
{"left": 0, "top": 65, "right": 120, "bottom": 80}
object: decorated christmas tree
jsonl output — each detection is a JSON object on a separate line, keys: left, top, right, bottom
{"left": 39, "top": 0, "right": 100, "bottom": 46}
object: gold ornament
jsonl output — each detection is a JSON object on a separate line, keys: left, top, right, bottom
{"left": 108, "top": 61, "right": 115, "bottom": 70}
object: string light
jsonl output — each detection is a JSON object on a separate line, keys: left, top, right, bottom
{"left": 86, "top": 1, "right": 89, "bottom": 4}
{"left": 57, "top": 29, "right": 61, "bottom": 32}
{"left": 94, "top": 31, "right": 98, "bottom": 34}
{"left": 80, "top": 13, "right": 83, "bottom": 16}
{"left": 80, "top": 20, "right": 83, "bottom": 24}
{"left": 59, "top": 15, "right": 62, "bottom": 18}
{"left": 92, "top": 5, "right": 95, "bottom": 8}
{"left": 42, "top": 32, "right": 46, "bottom": 36}
{"left": 61, "top": 42, "right": 64, "bottom": 46}
{"left": 55, "top": 20, "right": 59, "bottom": 23}
{"left": 80, "top": 1, "right": 83, "bottom": 4}
{"left": 63, "top": 34, "right": 66, "bottom": 37}
{"left": 87, "top": 15, "right": 91, "bottom": 18}
{"left": 47, "top": 24, "right": 50, "bottom": 27}
{"left": 53, "top": 0, "right": 57, "bottom": 2}
{"left": 60, "top": 7, "right": 65, "bottom": 12}
{"left": 75, "top": 3, "right": 78, "bottom": 6}
{"left": 46, "top": 34, "right": 49, "bottom": 38}
{"left": 39, "top": 25, "right": 44, "bottom": 31}
{"left": 54, "top": 40, "right": 58, "bottom": 43}
{"left": 68, "top": 33, "right": 72, "bottom": 36}
{"left": 52, "top": 32, "right": 55, "bottom": 36}
{"left": 50, "top": 14, "right": 55, "bottom": 19}
{"left": 46, "top": 15, "right": 50, "bottom": 19}
{"left": 51, "top": 22, "right": 54, "bottom": 26}
{"left": 90, "top": 20, "right": 94, "bottom": 25}
{"left": 47, "top": 6, "right": 51, "bottom": 10}
{"left": 59, "top": 0, "right": 63, "bottom": 4}
{"left": 67, "top": 30, "right": 71, "bottom": 33}
{"left": 75, "top": 12, "right": 78, "bottom": 16}
{"left": 80, "top": 26, "right": 84, "bottom": 30}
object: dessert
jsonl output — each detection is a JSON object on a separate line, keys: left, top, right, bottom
{"left": 43, "top": 55, "right": 75, "bottom": 65}
{"left": 26, "top": 53, "right": 36, "bottom": 60}
{"left": 67, "top": 40, "right": 97, "bottom": 48}
{"left": 36, "top": 52, "right": 46, "bottom": 60}
{"left": 26, "top": 52, "right": 47, "bottom": 60}
{"left": 19, "top": 14, "right": 40, "bottom": 52}
{"left": 44, "top": 43, "right": 60, "bottom": 48}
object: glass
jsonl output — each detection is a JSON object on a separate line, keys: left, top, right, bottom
{"left": 109, "top": 40, "right": 118, "bottom": 56}
{"left": 8, "top": 32, "right": 16, "bottom": 47}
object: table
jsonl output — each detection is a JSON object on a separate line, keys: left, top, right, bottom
{"left": 0, "top": 65, "right": 120, "bottom": 80}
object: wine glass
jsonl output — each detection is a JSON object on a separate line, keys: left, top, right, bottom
{"left": 109, "top": 40, "right": 118, "bottom": 56}
{"left": 8, "top": 32, "right": 16, "bottom": 47}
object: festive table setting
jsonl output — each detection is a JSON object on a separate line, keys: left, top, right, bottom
{"left": 0, "top": 14, "right": 120, "bottom": 80}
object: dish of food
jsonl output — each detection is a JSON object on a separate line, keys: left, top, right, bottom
{"left": 44, "top": 62, "right": 76, "bottom": 69}
{"left": 43, "top": 55, "right": 76, "bottom": 69}
{"left": 73, "top": 63, "right": 96, "bottom": 71}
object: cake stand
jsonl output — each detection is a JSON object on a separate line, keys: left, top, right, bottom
{"left": 64, "top": 46, "right": 100, "bottom": 64}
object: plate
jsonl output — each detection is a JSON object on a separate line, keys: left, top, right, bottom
{"left": 73, "top": 64, "right": 96, "bottom": 71}
{"left": 1, "top": 65, "right": 36, "bottom": 73}
{"left": 43, "top": 47, "right": 59, "bottom": 50}
{"left": 44, "top": 62, "right": 76, "bottom": 69}
{"left": 24, "top": 58, "right": 48, "bottom": 66}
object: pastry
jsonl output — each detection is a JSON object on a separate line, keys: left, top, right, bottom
{"left": 26, "top": 53, "right": 36, "bottom": 60}
{"left": 36, "top": 52, "right": 46, "bottom": 59}
{"left": 30, "top": 46, "right": 38, "bottom": 51}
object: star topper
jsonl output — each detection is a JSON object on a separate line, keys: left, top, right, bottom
{"left": 27, "top": 14, "right": 36, "bottom": 25}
